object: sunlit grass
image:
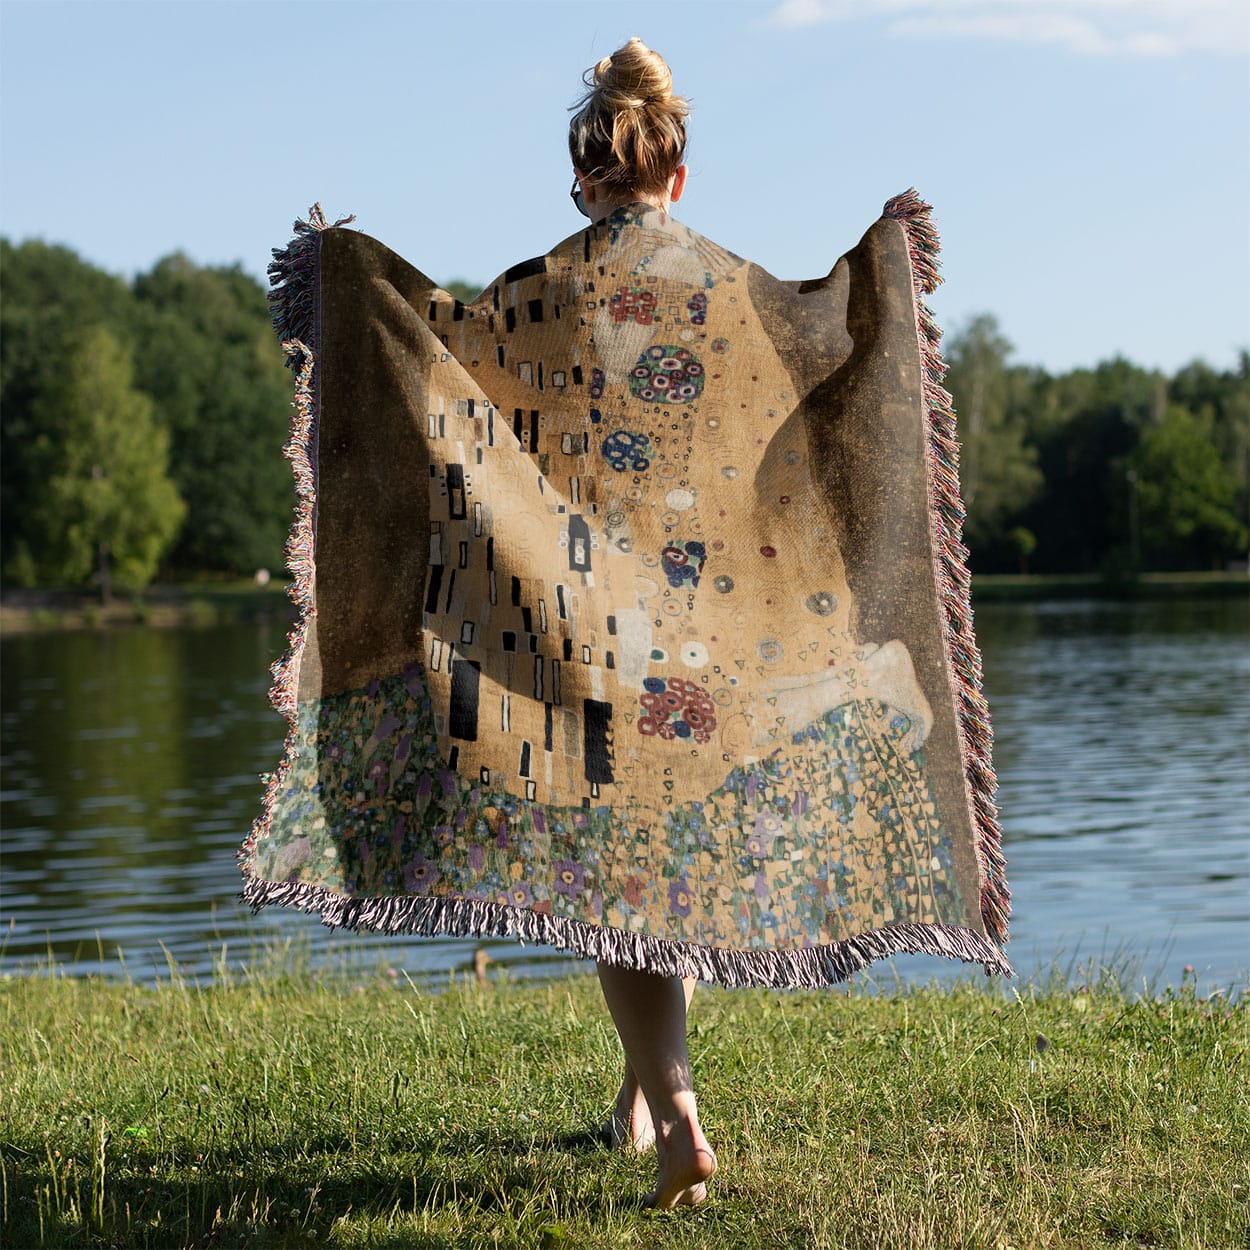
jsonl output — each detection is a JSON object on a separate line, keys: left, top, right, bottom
{"left": 2, "top": 959, "right": 1246, "bottom": 1249}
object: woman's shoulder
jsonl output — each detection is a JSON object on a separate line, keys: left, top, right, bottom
{"left": 547, "top": 206, "right": 746, "bottom": 286}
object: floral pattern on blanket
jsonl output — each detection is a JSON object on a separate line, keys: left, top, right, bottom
{"left": 250, "top": 666, "right": 964, "bottom": 949}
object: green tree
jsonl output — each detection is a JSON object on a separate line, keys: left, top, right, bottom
{"left": 1020, "top": 357, "right": 1162, "bottom": 573}
{"left": 25, "top": 327, "right": 185, "bottom": 596}
{"left": 1006, "top": 526, "right": 1037, "bottom": 574}
{"left": 131, "top": 256, "right": 293, "bottom": 574}
{"left": 443, "top": 278, "right": 482, "bottom": 303}
{"left": 1169, "top": 353, "right": 1250, "bottom": 537}
{"left": 1, "top": 239, "right": 139, "bottom": 580}
{"left": 1129, "top": 405, "right": 1246, "bottom": 570}
{"left": 943, "top": 315, "right": 1043, "bottom": 563}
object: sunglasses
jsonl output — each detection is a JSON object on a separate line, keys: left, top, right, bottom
{"left": 570, "top": 176, "right": 589, "bottom": 219}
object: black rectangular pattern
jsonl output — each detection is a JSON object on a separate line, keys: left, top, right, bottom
{"left": 449, "top": 659, "right": 480, "bottom": 741}
{"left": 583, "top": 699, "right": 614, "bottom": 784}
{"left": 446, "top": 464, "right": 466, "bottom": 518}
{"left": 504, "top": 256, "right": 545, "bottom": 283}
{"left": 424, "top": 565, "right": 444, "bottom": 614}
{"left": 567, "top": 515, "right": 591, "bottom": 572}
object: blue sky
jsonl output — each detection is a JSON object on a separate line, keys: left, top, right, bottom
{"left": 2, "top": 0, "right": 1246, "bottom": 374}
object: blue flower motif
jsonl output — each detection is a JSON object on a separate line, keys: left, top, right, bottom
{"left": 668, "top": 878, "right": 694, "bottom": 918}
{"left": 602, "top": 430, "right": 652, "bottom": 472}
{"left": 553, "top": 859, "right": 585, "bottom": 899}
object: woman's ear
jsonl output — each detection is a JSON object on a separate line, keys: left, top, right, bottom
{"left": 669, "top": 164, "right": 688, "bottom": 203}
{"left": 575, "top": 169, "right": 598, "bottom": 206}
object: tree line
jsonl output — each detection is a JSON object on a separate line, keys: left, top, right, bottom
{"left": 1, "top": 239, "right": 1245, "bottom": 595}
{"left": 945, "top": 315, "right": 1247, "bottom": 576}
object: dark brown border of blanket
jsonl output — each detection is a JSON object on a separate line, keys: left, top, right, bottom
{"left": 882, "top": 189, "right": 1011, "bottom": 948}
{"left": 238, "top": 198, "right": 1013, "bottom": 987}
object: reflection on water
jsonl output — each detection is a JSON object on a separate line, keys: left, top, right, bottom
{"left": 2, "top": 598, "right": 1246, "bottom": 991}
{"left": 968, "top": 596, "right": 1249, "bottom": 992}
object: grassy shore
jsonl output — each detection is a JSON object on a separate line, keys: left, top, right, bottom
{"left": 1, "top": 965, "right": 1245, "bottom": 1249}
{"left": 0, "top": 581, "right": 292, "bottom": 634}
{"left": 1, "top": 571, "right": 1244, "bottom": 634}
{"left": 969, "top": 570, "right": 1248, "bottom": 602}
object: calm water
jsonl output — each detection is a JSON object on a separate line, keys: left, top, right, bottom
{"left": 2, "top": 598, "right": 1247, "bottom": 992}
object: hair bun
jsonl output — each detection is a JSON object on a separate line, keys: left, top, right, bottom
{"left": 593, "top": 36, "right": 674, "bottom": 111}
{"left": 569, "top": 38, "right": 689, "bottom": 198}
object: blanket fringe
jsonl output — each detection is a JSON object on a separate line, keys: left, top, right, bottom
{"left": 239, "top": 204, "right": 350, "bottom": 871}
{"left": 266, "top": 203, "right": 355, "bottom": 359}
{"left": 883, "top": 189, "right": 1011, "bottom": 948}
{"left": 241, "top": 873, "right": 1014, "bottom": 986}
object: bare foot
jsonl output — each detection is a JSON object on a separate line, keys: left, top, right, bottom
{"left": 645, "top": 1116, "right": 717, "bottom": 1209}
{"left": 602, "top": 1076, "right": 655, "bottom": 1151}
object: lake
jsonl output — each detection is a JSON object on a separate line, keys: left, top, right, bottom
{"left": 2, "top": 597, "right": 1247, "bottom": 994}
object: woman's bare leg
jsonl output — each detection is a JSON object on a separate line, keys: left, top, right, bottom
{"left": 603, "top": 1056, "right": 655, "bottom": 1151}
{"left": 602, "top": 977, "right": 696, "bottom": 1151}
{"left": 596, "top": 964, "right": 716, "bottom": 1207}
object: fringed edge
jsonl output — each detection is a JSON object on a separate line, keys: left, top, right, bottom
{"left": 882, "top": 189, "right": 1011, "bottom": 948}
{"left": 241, "top": 874, "right": 1015, "bottom": 987}
{"left": 266, "top": 203, "right": 355, "bottom": 361}
{"left": 239, "top": 206, "right": 350, "bottom": 872}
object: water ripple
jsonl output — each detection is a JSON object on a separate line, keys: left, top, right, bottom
{"left": 1, "top": 600, "right": 1246, "bottom": 991}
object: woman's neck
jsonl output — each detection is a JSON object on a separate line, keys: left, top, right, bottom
{"left": 587, "top": 191, "right": 669, "bottom": 225}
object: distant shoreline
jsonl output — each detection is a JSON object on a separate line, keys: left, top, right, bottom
{"left": 0, "top": 581, "right": 292, "bottom": 635}
{"left": 968, "top": 569, "right": 1248, "bottom": 601}
{"left": 1, "top": 570, "right": 1245, "bottom": 635}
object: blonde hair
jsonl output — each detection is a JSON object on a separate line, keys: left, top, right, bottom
{"left": 568, "top": 38, "right": 688, "bottom": 198}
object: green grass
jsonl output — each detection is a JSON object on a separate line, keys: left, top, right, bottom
{"left": 1, "top": 963, "right": 1246, "bottom": 1249}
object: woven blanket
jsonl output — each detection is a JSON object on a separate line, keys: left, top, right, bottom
{"left": 239, "top": 192, "right": 1012, "bottom": 986}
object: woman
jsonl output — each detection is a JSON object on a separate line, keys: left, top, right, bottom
{"left": 244, "top": 36, "right": 1010, "bottom": 1214}
{"left": 567, "top": 37, "right": 717, "bottom": 1210}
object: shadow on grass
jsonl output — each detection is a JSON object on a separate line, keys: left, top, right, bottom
{"left": 3, "top": 1124, "right": 638, "bottom": 1249}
